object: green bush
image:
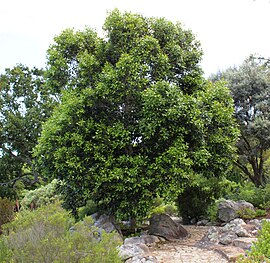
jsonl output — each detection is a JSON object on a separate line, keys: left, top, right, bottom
{"left": 177, "top": 185, "right": 218, "bottom": 224}
{"left": 236, "top": 207, "right": 256, "bottom": 220}
{"left": 0, "top": 198, "right": 14, "bottom": 231}
{"left": 164, "top": 204, "right": 177, "bottom": 216}
{"left": 0, "top": 236, "right": 11, "bottom": 262}
{"left": 148, "top": 198, "right": 177, "bottom": 217}
{"left": 255, "top": 209, "right": 267, "bottom": 217}
{"left": 20, "top": 179, "right": 61, "bottom": 209}
{"left": 237, "top": 254, "right": 270, "bottom": 263}
{"left": 226, "top": 182, "right": 270, "bottom": 208}
{"left": 206, "top": 199, "right": 224, "bottom": 222}
{"left": 237, "top": 221, "right": 270, "bottom": 262}
{"left": 78, "top": 199, "right": 99, "bottom": 220}
{"left": 1, "top": 202, "right": 122, "bottom": 263}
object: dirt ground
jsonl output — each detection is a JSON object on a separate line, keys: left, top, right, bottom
{"left": 150, "top": 225, "right": 234, "bottom": 263}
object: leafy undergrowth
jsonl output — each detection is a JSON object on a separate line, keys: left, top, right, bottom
{"left": 0, "top": 202, "right": 122, "bottom": 263}
{"left": 237, "top": 220, "right": 270, "bottom": 263}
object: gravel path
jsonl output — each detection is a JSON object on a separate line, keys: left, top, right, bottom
{"left": 150, "top": 226, "right": 230, "bottom": 263}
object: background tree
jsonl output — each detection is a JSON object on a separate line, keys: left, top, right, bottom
{"left": 35, "top": 10, "right": 239, "bottom": 220}
{"left": 211, "top": 56, "right": 270, "bottom": 186}
{"left": 0, "top": 65, "right": 56, "bottom": 197}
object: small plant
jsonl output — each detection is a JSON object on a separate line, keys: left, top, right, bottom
{"left": 237, "top": 220, "right": 270, "bottom": 262}
{"left": 262, "top": 200, "right": 270, "bottom": 209}
{"left": 237, "top": 254, "right": 270, "bottom": 263}
{"left": 78, "top": 199, "right": 99, "bottom": 220}
{"left": 206, "top": 199, "right": 223, "bottom": 223}
{"left": 149, "top": 203, "right": 177, "bottom": 217}
{"left": 236, "top": 207, "right": 256, "bottom": 220}
{"left": 255, "top": 209, "right": 267, "bottom": 218}
{"left": 0, "top": 198, "right": 14, "bottom": 231}
{"left": 164, "top": 204, "right": 177, "bottom": 216}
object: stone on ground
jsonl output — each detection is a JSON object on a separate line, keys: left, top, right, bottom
{"left": 149, "top": 213, "right": 188, "bottom": 241}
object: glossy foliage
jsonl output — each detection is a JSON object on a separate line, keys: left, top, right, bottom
{"left": 35, "top": 10, "right": 239, "bottom": 219}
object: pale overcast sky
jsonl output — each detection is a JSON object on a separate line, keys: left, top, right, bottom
{"left": 1, "top": 0, "right": 270, "bottom": 76}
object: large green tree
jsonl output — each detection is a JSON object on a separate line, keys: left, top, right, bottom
{"left": 35, "top": 10, "right": 238, "bottom": 219}
{"left": 0, "top": 65, "right": 56, "bottom": 197}
{"left": 211, "top": 56, "right": 270, "bottom": 186}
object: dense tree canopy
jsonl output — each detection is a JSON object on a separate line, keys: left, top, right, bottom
{"left": 35, "top": 10, "right": 239, "bottom": 219}
{"left": 0, "top": 65, "right": 55, "bottom": 197}
{"left": 211, "top": 56, "right": 270, "bottom": 186}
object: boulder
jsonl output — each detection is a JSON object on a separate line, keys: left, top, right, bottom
{"left": 201, "top": 218, "right": 261, "bottom": 248}
{"left": 118, "top": 243, "right": 150, "bottom": 261}
{"left": 219, "top": 232, "right": 238, "bottom": 245}
{"left": 234, "top": 225, "right": 250, "bottom": 237}
{"left": 214, "top": 246, "right": 245, "bottom": 262}
{"left": 218, "top": 200, "right": 254, "bottom": 222}
{"left": 206, "top": 226, "right": 219, "bottom": 244}
{"left": 90, "top": 212, "right": 123, "bottom": 240}
{"left": 232, "top": 237, "right": 257, "bottom": 250}
{"left": 124, "top": 235, "right": 160, "bottom": 247}
{"left": 148, "top": 213, "right": 188, "bottom": 241}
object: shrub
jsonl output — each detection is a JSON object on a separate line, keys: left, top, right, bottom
{"left": 255, "top": 209, "right": 267, "bottom": 218}
{"left": 148, "top": 198, "right": 177, "bottom": 217}
{"left": 237, "top": 220, "right": 270, "bottom": 262}
{"left": 0, "top": 237, "right": 12, "bottom": 263}
{"left": 206, "top": 199, "right": 224, "bottom": 222}
{"left": 164, "top": 204, "right": 177, "bottom": 216}
{"left": 78, "top": 199, "right": 99, "bottom": 220}
{"left": 0, "top": 198, "right": 14, "bottom": 231}
{"left": 227, "top": 182, "right": 270, "bottom": 208}
{"left": 177, "top": 185, "right": 218, "bottom": 224}
{"left": 149, "top": 205, "right": 166, "bottom": 216}
{"left": 237, "top": 254, "right": 270, "bottom": 263}
{"left": 1, "top": 202, "right": 122, "bottom": 263}
{"left": 20, "top": 179, "right": 61, "bottom": 209}
{"left": 236, "top": 207, "right": 256, "bottom": 220}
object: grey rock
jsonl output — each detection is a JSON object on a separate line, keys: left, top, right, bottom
{"left": 248, "top": 219, "right": 261, "bottom": 228}
{"left": 235, "top": 225, "right": 250, "bottom": 237}
{"left": 218, "top": 200, "right": 237, "bottom": 222}
{"left": 230, "top": 218, "right": 246, "bottom": 226}
{"left": 140, "top": 235, "right": 160, "bottom": 246}
{"left": 232, "top": 237, "right": 258, "bottom": 250}
{"left": 124, "top": 235, "right": 160, "bottom": 247}
{"left": 207, "top": 226, "right": 219, "bottom": 244}
{"left": 218, "top": 200, "right": 254, "bottom": 222}
{"left": 219, "top": 232, "right": 238, "bottom": 245}
{"left": 119, "top": 243, "right": 150, "bottom": 261}
{"left": 125, "top": 255, "right": 158, "bottom": 263}
{"left": 197, "top": 219, "right": 209, "bottom": 226}
{"left": 90, "top": 213, "right": 123, "bottom": 238}
{"left": 149, "top": 213, "right": 188, "bottom": 241}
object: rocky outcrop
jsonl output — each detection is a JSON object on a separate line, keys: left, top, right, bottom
{"left": 149, "top": 213, "right": 188, "bottom": 241}
{"left": 89, "top": 212, "right": 124, "bottom": 244}
{"left": 199, "top": 218, "right": 260, "bottom": 260}
{"left": 91, "top": 212, "right": 123, "bottom": 237}
{"left": 218, "top": 200, "right": 255, "bottom": 222}
{"left": 119, "top": 214, "right": 189, "bottom": 262}
{"left": 196, "top": 218, "right": 267, "bottom": 261}
{"left": 119, "top": 234, "right": 162, "bottom": 262}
